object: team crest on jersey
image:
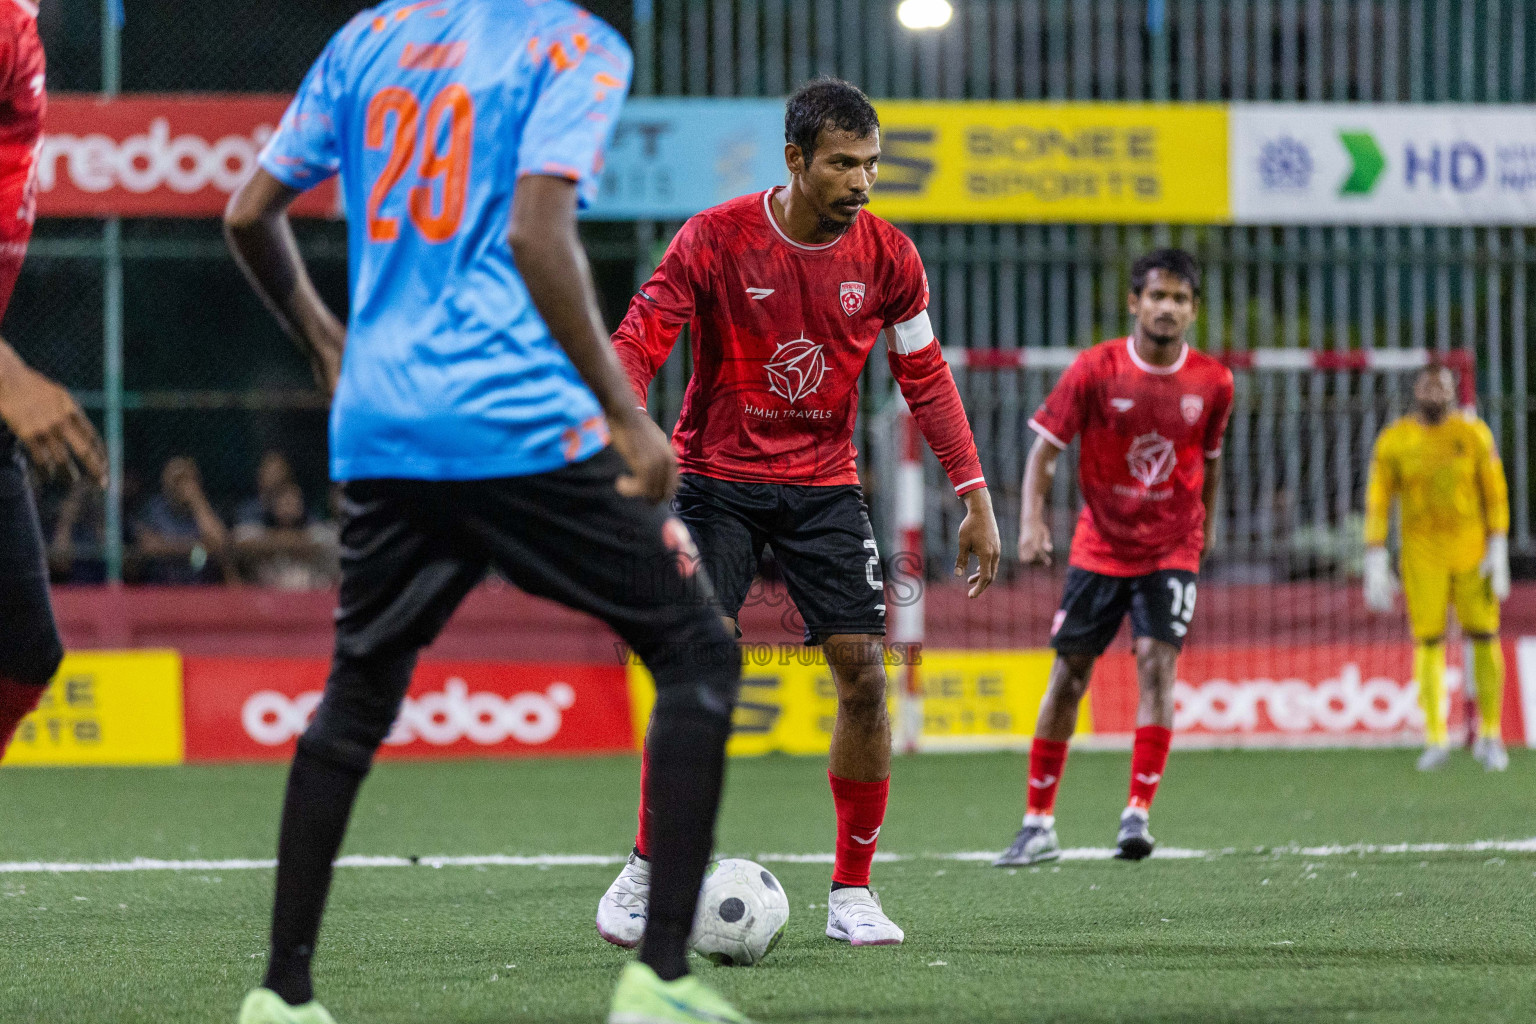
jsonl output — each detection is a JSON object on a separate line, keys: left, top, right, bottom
{"left": 765, "top": 337, "right": 827, "bottom": 404}
{"left": 839, "top": 281, "right": 866, "bottom": 317}
{"left": 1126, "top": 432, "right": 1177, "bottom": 488}
{"left": 1181, "top": 394, "right": 1204, "bottom": 425}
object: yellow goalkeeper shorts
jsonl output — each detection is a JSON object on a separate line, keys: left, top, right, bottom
{"left": 1401, "top": 558, "right": 1500, "bottom": 641}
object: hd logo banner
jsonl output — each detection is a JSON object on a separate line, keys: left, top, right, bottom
{"left": 1232, "top": 104, "right": 1536, "bottom": 223}
{"left": 870, "top": 102, "right": 1230, "bottom": 223}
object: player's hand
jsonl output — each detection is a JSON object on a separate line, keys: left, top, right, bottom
{"left": 1017, "top": 515, "right": 1053, "bottom": 567}
{"left": 1363, "top": 546, "right": 1395, "bottom": 612}
{"left": 955, "top": 486, "right": 1000, "bottom": 598}
{"left": 311, "top": 342, "right": 343, "bottom": 399}
{"left": 0, "top": 364, "right": 107, "bottom": 486}
{"left": 1481, "top": 534, "right": 1511, "bottom": 602}
{"left": 609, "top": 406, "right": 679, "bottom": 503}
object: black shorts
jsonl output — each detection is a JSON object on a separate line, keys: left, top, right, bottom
{"left": 332, "top": 448, "right": 727, "bottom": 668}
{"left": 1049, "top": 566, "right": 1198, "bottom": 657}
{"left": 672, "top": 473, "right": 883, "bottom": 645}
{"left": 0, "top": 435, "right": 64, "bottom": 685}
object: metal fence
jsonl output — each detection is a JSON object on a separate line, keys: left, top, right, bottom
{"left": 12, "top": 1, "right": 1535, "bottom": 586}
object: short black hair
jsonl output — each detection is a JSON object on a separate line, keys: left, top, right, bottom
{"left": 785, "top": 78, "right": 879, "bottom": 161}
{"left": 1130, "top": 248, "right": 1201, "bottom": 297}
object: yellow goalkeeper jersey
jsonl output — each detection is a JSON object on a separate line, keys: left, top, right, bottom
{"left": 1365, "top": 411, "right": 1510, "bottom": 571}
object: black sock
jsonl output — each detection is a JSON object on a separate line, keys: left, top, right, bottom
{"left": 262, "top": 745, "right": 368, "bottom": 1005}
{"left": 830, "top": 881, "right": 858, "bottom": 892}
{"left": 636, "top": 709, "right": 730, "bottom": 983}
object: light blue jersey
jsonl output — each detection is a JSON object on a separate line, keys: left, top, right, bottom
{"left": 260, "top": 0, "right": 632, "bottom": 481}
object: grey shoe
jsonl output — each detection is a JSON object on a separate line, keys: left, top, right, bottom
{"left": 1473, "top": 736, "right": 1509, "bottom": 772}
{"left": 1416, "top": 745, "right": 1450, "bottom": 772}
{"left": 1114, "top": 810, "right": 1155, "bottom": 861}
{"left": 993, "top": 822, "right": 1061, "bottom": 867}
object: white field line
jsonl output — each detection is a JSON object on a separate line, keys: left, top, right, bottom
{"left": 3, "top": 839, "right": 1536, "bottom": 875}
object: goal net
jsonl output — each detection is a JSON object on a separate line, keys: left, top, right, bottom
{"left": 872, "top": 347, "right": 1492, "bottom": 751}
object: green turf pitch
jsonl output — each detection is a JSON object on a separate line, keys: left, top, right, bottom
{"left": 3, "top": 749, "right": 1535, "bottom": 1023}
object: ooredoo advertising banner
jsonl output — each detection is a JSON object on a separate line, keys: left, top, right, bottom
{"left": 182, "top": 657, "right": 634, "bottom": 762}
{"left": 1089, "top": 642, "right": 1525, "bottom": 747}
{"left": 39, "top": 95, "right": 339, "bottom": 218}
{"left": 1231, "top": 104, "right": 1536, "bottom": 223}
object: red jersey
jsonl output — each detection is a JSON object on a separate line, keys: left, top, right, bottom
{"left": 0, "top": 0, "right": 43, "bottom": 315}
{"left": 612, "top": 188, "right": 985, "bottom": 494}
{"left": 1030, "top": 337, "right": 1234, "bottom": 576}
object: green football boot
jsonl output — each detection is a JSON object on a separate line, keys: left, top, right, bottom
{"left": 607, "top": 962, "right": 753, "bottom": 1024}
{"left": 237, "top": 988, "right": 338, "bottom": 1024}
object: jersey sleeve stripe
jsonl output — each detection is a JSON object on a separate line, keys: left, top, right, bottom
{"left": 1027, "top": 418, "right": 1069, "bottom": 450}
{"left": 888, "top": 310, "right": 935, "bottom": 355}
{"left": 1206, "top": 447, "right": 1223, "bottom": 459}
{"left": 952, "top": 476, "right": 987, "bottom": 495}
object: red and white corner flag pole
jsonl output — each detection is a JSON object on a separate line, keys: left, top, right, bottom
{"left": 892, "top": 405, "right": 925, "bottom": 754}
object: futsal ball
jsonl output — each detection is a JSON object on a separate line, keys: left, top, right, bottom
{"left": 688, "top": 858, "right": 790, "bottom": 966}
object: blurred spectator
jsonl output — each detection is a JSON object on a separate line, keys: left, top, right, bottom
{"left": 233, "top": 480, "right": 340, "bottom": 589}
{"left": 235, "top": 450, "right": 296, "bottom": 529}
{"left": 133, "top": 456, "right": 234, "bottom": 584}
{"left": 41, "top": 470, "right": 144, "bottom": 584}
{"left": 47, "top": 476, "right": 107, "bottom": 583}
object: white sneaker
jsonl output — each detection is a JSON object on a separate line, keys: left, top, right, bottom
{"left": 825, "top": 886, "right": 904, "bottom": 946}
{"left": 1473, "top": 736, "right": 1510, "bottom": 772}
{"left": 596, "top": 852, "right": 650, "bottom": 948}
{"left": 1416, "top": 745, "right": 1450, "bottom": 772}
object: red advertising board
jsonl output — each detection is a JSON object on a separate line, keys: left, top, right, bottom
{"left": 183, "top": 656, "right": 634, "bottom": 762}
{"left": 38, "top": 95, "right": 337, "bottom": 219}
{"left": 1087, "top": 641, "right": 1525, "bottom": 746}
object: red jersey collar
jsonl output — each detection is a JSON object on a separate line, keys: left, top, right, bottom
{"left": 762, "top": 187, "right": 845, "bottom": 253}
{"left": 1125, "top": 335, "right": 1189, "bottom": 375}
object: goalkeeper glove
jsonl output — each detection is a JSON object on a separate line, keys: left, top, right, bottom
{"left": 1480, "top": 534, "right": 1511, "bottom": 602}
{"left": 1363, "top": 547, "right": 1395, "bottom": 612}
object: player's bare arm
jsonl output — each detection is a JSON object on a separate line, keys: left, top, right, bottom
{"left": 0, "top": 336, "right": 106, "bottom": 485}
{"left": 955, "top": 485, "right": 1000, "bottom": 597}
{"left": 1017, "top": 434, "right": 1060, "bottom": 566}
{"left": 224, "top": 169, "right": 346, "bottom": 397}
{"left": 509, "top": 174, "right": 677, "bottom": 504}
{"left": 1200, "top": 453, "right": 1222, "bottom": 559}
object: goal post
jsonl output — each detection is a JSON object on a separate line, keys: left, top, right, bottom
{"left": 886, "top": 346, "right": 1481, "bottom": 753}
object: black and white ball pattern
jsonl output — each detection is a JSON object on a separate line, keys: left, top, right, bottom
{"left": 688, "top": 858, "right": 791, "bottom": 966}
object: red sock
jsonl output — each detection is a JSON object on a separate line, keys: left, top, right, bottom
{"left": 1128, "top": 725, "right": 1173, "bottom": 812}
{"left": 633, "top": 741, "right": 651, "bottom": 858}
{"left": 829, "top": 772, "right": 888, "bottom": 888}
{"left": 1027, "top": 737, "right": 1069, "bottom": 817}
{"left": 0, "top": 678, "right": 45, "bottom": 758}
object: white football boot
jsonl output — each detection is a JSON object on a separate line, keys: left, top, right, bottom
{"left": 826, "top": 886, "right": 904, "bottom": 946}
{"left": 1415, "top": 744, "right": 1450, "bottom": 772}
{"left": 1473, "top": 735, "right": 1509, "bottom": 772}
{"left": 596, "top": 852, "right": 651, "bottom": 948}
